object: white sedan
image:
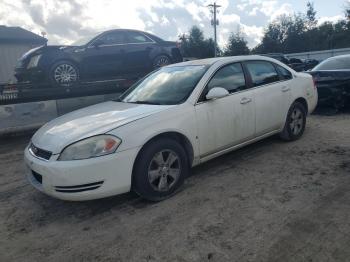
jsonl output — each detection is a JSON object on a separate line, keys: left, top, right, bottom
{"left": 24, "top": 56, "right": 318, "bottom": 201}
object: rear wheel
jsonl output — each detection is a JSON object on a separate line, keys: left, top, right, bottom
{"left": 153, "top": 55, "right": 171, "bottom": 69}
{"left": 132, "top": 138, "right": 188, "bottom": 201}
{"left": 50, "top": 61, "right": 79, "bottom": 87}
{"left": 280, "top": 101, "right": 307, "bottom": 141}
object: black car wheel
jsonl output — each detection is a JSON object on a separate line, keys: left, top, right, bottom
{"left": 153, "top": 55, "right": 171, "bottom": 69}
{"left": 50, "top": 61, "right": 79, "bottom": 87}
{"left": 279, "top": 101, "right": 307, "bottom": 141}
{"left": 132, "top": 138, "right": 188, "bottom": 201}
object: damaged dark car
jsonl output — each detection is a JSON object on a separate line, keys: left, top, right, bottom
{"left": 14, "top": 29, "right": 183, "bottom": 87}
{"left": 308, "top": 54, "right": 350, "bottom": 110}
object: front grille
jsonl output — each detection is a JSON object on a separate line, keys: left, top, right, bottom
{"left": 32, "top": 170, "right": 42, "bottom": 184}
{"left": 29, "top": 143, "right": 52, "bottom": 160}
{"left": 54, "top": 181, "right": 104, "bottom": 193}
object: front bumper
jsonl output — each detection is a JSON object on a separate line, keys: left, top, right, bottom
{"left": 14, "top": 66, "right": 46, "bottom": 83}
{"left": 24, "top": 146, "right": 140, "bottom": 201}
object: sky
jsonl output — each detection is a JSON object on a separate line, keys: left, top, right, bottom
{"left": 0, "top": 0, "right": 349, "bottom": 48}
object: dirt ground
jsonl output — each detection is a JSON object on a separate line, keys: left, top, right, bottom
{"left": 0, "top": 114, "right": 349, "bottom": 262}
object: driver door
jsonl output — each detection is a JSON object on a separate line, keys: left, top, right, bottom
{"left": 195, "top": 63, "right": 256, "bottom": 158}
{"left": 80, "top": 31, "right": 127, "bottom": 81}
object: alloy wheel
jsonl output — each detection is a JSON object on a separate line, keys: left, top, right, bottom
{"left": 289, "top": 107, "right": 304, "bottom": 135}
{"left": 148, "top": 149, "right": 181, "bottom": 192}
{"left": 53, "top": 64, "right": 78, "bottom": 84}
{"left": 154, "top": 56, "right": 170, "bottom": 68}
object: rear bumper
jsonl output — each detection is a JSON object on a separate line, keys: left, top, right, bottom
{"left": 317, "top": 86, "right": 348, "bottom": 107}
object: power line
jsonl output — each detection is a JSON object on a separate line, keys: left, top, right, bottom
{"left": 208, "top": 2, "right": 221, "bottom": 57}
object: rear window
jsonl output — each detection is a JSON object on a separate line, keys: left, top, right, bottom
{"left": 313, "top": 56, "right": 350, "bottom": 70}
{"left": 245, "top": 61, "right": 280, "bottom": 87}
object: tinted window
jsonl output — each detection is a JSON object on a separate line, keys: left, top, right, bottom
{"left": 276, "top": 64, "right": 292, "bottom": 80}
{"left": 246, "top": 61, "right": 280, "bottom": 87}
{"left": 127, "top": 32, "right": 152, "bottom": 43}
{"left": 120, "top": 65, "right": 208, "bottom": 105}
{"left": 207, "top": 63, "right": 246, "bottom": 94}
{"left": 97, "top": 32, "right": 125, "bottom": 45}
{"left": 312, "top": 56, "right": 350, "bottom": 70}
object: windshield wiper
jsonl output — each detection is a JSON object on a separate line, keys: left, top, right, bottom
{"left": 127, "top": 100, "right": 162, "bottom": 105}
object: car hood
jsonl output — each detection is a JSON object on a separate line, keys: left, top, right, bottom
{"left": 31, "top": 101, "right": 173, "bottom": 154}
{"left": 20, "top": 45, "right": 77, "bottom": 60}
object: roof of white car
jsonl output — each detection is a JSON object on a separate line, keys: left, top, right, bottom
{"left": 168, "top": 55, "right": 275, "bottom": 67}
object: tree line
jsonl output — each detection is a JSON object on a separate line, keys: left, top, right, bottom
{"left": 179, "top": 1, "right": 350, "bottom": 58}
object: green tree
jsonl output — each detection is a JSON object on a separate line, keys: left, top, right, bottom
{"left": 345, "top": 2, "right": 350, "bottom": 21}
{"left": 253, "top": 1, "right": 350, "bottom": 54}
{"left": 179, "top": 26, "right": 216, "bottom": 58}
{"left": 252, "top": 14, "right": 306, "bottom": 53}
{"left": 306, "top": 1, "right": 317, "bottom": 28}
{"left": 224, "top": 31, "right": 250, "bottom": 56}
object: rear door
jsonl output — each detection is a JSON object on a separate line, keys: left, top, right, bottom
{"left": 244, "top": 60, "right": 292, "bottom": 136}
{"left": 123, "top": 31, "right": 157, "bottom": 76}
{"left": 195, "top": 63, "right": 255, "bottom": 158}
{"left": 81, "top": 31, "right": 127, "bottom": 80}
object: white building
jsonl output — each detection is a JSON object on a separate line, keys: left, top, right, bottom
{"left": 0, "top": 26, "right": 47, "bottom": 83}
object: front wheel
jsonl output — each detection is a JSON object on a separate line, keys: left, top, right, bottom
{"left": 132, "top": 138, "right": 188, "bottom": 201}
{"left": 50, "top": 61, "right": 79, "bottom": 87}
{"left": 279, "top": 102, "right": 307, "bottom": 141}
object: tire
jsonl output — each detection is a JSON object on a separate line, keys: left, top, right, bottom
{"left": 50, "top": 61, "right": 79, "bottom": 87}
{"left": 132, "top": 138, "right": 189, "bottom": 201}
{"left": 279, "top": 101, "right": 307, "bottom": 141}
{"left": 153, "top": 55, "right": 171, "bottom": 69}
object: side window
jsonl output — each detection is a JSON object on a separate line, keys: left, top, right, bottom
{"left": 245, "top": 61, "right": 280, "bottom": 87}
{"left": 127, "top": 32, "right": 152, "bottom": 43}
{"left": 207, "top": 63, "right": 246, "bottom": 94}
{"left": 276, "top": 64, "right": 293, "bottom": 80}
{"left": 97, "top": 32, "right": 125, "bottom": 45}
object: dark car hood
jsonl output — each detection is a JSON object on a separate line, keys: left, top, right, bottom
{"left": 20, "top": 45, "right": 78, "bottom": 60}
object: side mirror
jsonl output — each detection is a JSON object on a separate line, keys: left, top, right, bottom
{"left": 206, "top": 87, "right": 229, "bottom": 100}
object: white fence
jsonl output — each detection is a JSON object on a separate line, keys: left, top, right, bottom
{"left": 286, "top": 47, "right": 350, "bottom": 61}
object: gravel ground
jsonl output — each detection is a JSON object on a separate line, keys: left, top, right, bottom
{"left": 0, "top": 114, "right": 349, "bottom": 262}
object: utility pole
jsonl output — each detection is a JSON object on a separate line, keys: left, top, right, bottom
{"left": 208, "top": 2, "right": 221, "bottom": 57}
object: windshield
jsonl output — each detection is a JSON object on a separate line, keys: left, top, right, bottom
{"left": 71, "top": 33, "right": 99, "bottom": 46}
{"left": 119, "top": 65, "right": 208, "bottom": 105}
{"left": 312, "top": 56, "right": 350, "bottom": 71}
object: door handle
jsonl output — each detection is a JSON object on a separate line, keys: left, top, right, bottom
{"left": 240, "top": 97, "right": 252, "bottom": 104}
{"left": 281, "top": 86, "right": 290, "bottom": 92}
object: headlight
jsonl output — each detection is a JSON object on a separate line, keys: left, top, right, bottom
{"left": 27, "top": 54, "right": 42, "bottom": 68}
{"left": 58, "top": 135, "right": 121, "bottom": 161}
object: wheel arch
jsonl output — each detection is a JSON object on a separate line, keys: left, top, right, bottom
{"left": 152, "top": 53, "right": 172, "bottom": 62}
{"left": 294, "top": 97, "right": 308, "bottom": 114}
{"left": 49, "top": 58, "right": 80, "bottom": 72}
{"left": 131, "top": 131, "right": 194, "bottom": 186}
